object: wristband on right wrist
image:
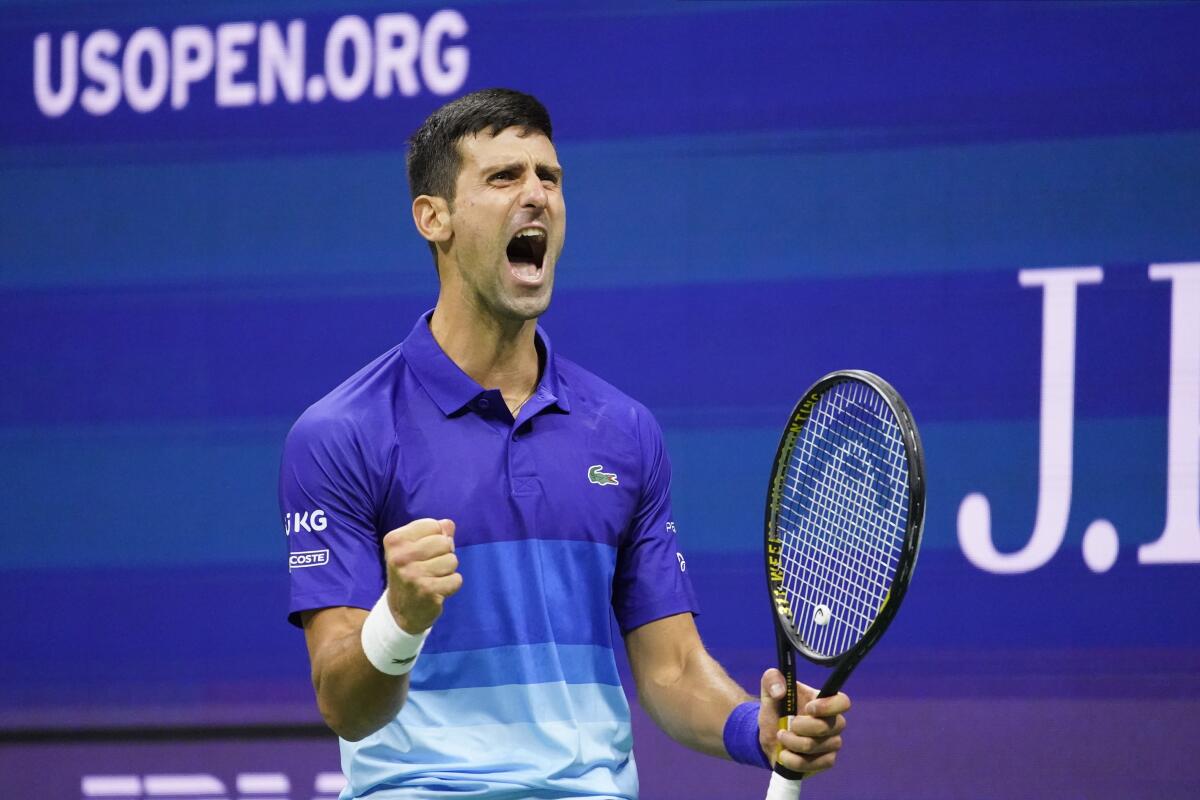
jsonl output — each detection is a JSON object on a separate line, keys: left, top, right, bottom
{"left": 360, "top": 591, "right": 429, "bottom": 676}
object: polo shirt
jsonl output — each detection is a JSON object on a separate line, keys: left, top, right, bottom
{"left": 279, "top": 311, "right": 698, "bottom": 799}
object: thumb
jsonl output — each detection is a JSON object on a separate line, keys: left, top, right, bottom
{"left": 760, "top": 668, "right": 786, "bottom": 706}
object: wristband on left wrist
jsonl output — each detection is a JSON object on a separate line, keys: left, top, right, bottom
{"left": 723, "top": 700, "right": 771, "bottom": 769}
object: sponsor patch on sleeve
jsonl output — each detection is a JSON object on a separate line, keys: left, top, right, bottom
{"left": 289, "top": 549, "right": 330, "bottom": 570}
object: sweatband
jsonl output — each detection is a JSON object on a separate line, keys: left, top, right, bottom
{"left": 360, "top": 591, "right": 429, "bottom": 676}
{"left": 724, "top": 700, "right": 771, "bottom": 769}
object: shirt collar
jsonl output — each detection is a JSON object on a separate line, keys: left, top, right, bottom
{"left": 402, "top": 310, "right": 571, "bottom": 417}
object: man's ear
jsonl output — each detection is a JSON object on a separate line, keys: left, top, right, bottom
{"left": 412, "top": 195, "right": 452, "bottom": 243}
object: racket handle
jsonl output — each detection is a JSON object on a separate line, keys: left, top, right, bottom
{"left": 767, "top": 714, "right": 804, "bottom": 798}
{"left": 772, "top": 715, "right": 805, "bottom": 779}
{"left": 765, "top": 770, "right": 802, "bottom": 800}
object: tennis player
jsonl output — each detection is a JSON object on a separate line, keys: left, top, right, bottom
{"left": 279, "top": 88, "right": 850, "bottom": 798}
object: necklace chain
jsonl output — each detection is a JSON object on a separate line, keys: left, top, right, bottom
{"left": 510, "top": 388, "right": 536, "bottom": 416}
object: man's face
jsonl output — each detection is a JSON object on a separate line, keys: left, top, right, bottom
{"left": 444, "top": 127, "right": 565, "bottom": 322}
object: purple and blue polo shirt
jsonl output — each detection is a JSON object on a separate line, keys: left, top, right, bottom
{"left": 279, "top": 311, "right": 698, "bottom": 799}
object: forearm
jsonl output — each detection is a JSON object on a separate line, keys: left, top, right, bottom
{"left": 303, "top": 519, "right": 460, "bottom": 741}
{"left": 629, "top": 619, "right": 752, "bottom": 758}
{"left": 304, "top": 608, "right": 409, "bottom": 741}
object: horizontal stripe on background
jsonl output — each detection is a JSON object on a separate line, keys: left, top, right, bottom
{"left": 0, "top": 421, "right": 292, "bottom": 568}
{"left": 673, "top": 550, "right": 1200, "bottom": 656}
{"left": 0, "top": 550, "right": 1192, "bottom": 677}
{"left": 1, "top": 548, "right": 1197, "bottom": 730}
{"left": 0, "top": 414, "right": 1175, "bottom": 568}
{"left": 3, "top": 131, "right": 1199, "bottom": 289}
{"left": 0, "top": 262, "right": 1176, "bottom": 428}
{"left": 2, "top": 2, "right": 1198, "bottom": 153}
{"left": 669, "top": 415, "right": 1173, "bottom": 557}
{"left": 2, "top": 696, "right": 1198, "bottom": 799}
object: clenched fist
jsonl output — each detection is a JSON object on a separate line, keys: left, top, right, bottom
{"left": 383, "top": 518, "right": 463, "bottom": 634}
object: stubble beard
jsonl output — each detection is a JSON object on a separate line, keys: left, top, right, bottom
{"left": 464, "top": 257, "right": 554, "bottom": 326}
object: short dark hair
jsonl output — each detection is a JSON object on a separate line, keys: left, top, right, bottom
{"left": 406, "top": 88, "right": 553, "bottom": 206}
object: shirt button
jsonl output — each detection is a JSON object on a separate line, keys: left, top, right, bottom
{"left": 477, "top": 398, "right": 490, "bottom": 409}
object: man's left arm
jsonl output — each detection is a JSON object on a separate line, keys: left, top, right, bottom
{"left": 624, "top": 612, "right": 850, "bottom": 776}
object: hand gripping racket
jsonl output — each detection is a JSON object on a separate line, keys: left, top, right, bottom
{"left": 763, "top": 370, "right": 925, "bottom": 800}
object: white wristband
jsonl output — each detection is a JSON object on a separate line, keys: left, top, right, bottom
{"left": 360, "top": 592, "right": 429, "bottom": 676}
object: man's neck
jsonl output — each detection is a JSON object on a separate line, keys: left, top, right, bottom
{"left": 428, "top": 295, "right": 540, "bottom": 410}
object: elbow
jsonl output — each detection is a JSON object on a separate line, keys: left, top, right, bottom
{"left": 332, "top": 724, "right": 372, "bottom": 743}
{"left": 317, "top": 696, "right": 378, "bottom": 742}
{"left": 312, "top": 669, "right": 404, "bottom": 742}
{"left": 312, "top": 667, "right": 369, "bottom": 741}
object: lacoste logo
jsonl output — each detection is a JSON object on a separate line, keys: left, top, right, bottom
{"left": 587, "top": 464, "right": 619, "bottom": 486}
{"left": 288, "top": 549, "right": 330, "bottom": 569}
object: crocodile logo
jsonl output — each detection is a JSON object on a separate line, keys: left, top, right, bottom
{"left": 587, "top": 464, "right": 619, "bottom": 486}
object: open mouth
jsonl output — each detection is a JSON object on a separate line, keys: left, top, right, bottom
{"left": 506, "top": 228, "right": 547, "bottom": 282}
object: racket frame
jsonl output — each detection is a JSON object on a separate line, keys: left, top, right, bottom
{"left": 764, "top": 369, "right": 925, "bottom": 778}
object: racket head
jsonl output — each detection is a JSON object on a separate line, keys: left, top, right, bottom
{"left": 765, "top": 370, "right": 925, "bottom": 669}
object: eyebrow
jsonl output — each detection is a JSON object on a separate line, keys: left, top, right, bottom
{"left": 482, "top": 161, "right": 564, "bottom": 182}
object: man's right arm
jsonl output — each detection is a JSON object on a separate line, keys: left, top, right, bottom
{"left": 302, "top": 518, "right": 462, "bottom": 742}
{"left": 303, "top": 605, "right": 408, "bottom": 741}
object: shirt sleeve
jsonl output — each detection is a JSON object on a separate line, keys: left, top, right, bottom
{"left": 278, "top": 408, "right": 388, "bottom": 627}
{"left": 611, "top": 407, "right": 700, "bottom": 633}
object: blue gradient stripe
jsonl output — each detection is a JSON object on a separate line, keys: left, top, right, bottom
{"left": 350, "top": 686, "right": 636, "bottom": 798}
{"left": 398, "top": 682, "right": 631, "bottom": 730}
{"left": 414, "top": 644, "right": 621, "bottom": 692}
{"left": 422, "top": 540, "right": 617, "bottom": 653}
{"left": 0, "top": 264, "right": 1174, "bottom": 426}
{"left": 1, "top": 550, "right": 1197, "bottom": 697}
{"left": 4, "top": 133, "right": 1199, "bottom": 289}
{"left": 0, "top": 416, "right": 1178, "bottom": 569}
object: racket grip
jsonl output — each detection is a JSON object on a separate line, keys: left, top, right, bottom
{"left": 772, "top": 715, "right": 804, "bottom": 780}
{"left": 765, "top": 770, "right": 802, "bottom": 800}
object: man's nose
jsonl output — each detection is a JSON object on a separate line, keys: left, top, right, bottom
{"left": 520, "top": 171, "right": 548, "bottom": 209}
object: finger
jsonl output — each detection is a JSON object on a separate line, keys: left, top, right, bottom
{"left": 427, "top": 572, "right": 463, "bottom": 597}
{"left": 779, "top": 730, "right": 844, "bottom": 757}
{"left": 789, "top": 712, "right": 846, "bottom": 738}
{"left": 760, "top": 668, "right": 787, "bottom": 704}
{"left": 387, "top": 533, "right": 455, "bottom": 567}
{"left": 803, "top": 691, "right": 851, "bottom": 717}
{"left": 438, "top": 518, "right": 456, "bottom": 541}
{"left": 391, "top": 550, "right": 459, "bottom": 580}
{"left": 384, "top": 517, "right": 445, "bottom": 543}
{"left": 774, "top": 747, "right": 839, "bottom": 776}
{"left": 794, "top": 681, "right": 819, "bottom": 704}
{"left": 421, "top": 552, "right": 459, "bottom": 578}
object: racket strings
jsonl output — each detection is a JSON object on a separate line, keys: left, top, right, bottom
{"left": 797, "top": 388, "right": 906, "bottom": 652}
{"left": 801, "top": 385, "right": 907, "bottom": 647}
{"left": 775, "top": 381, "right": 910, "bottom": 658}
{"left": 780, "top": 394, "right": 901, "bottom": 591}
{"left": 780, "top": 420, "right": 902, "bottom": 653}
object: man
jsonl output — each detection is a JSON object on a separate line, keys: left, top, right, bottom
{"left": 280, "top": 88, "right": 850, "bottom": 798}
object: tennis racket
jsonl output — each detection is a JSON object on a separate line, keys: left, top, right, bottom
{"left": 763, "top": 370, "right": 925, "bottom": 800}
